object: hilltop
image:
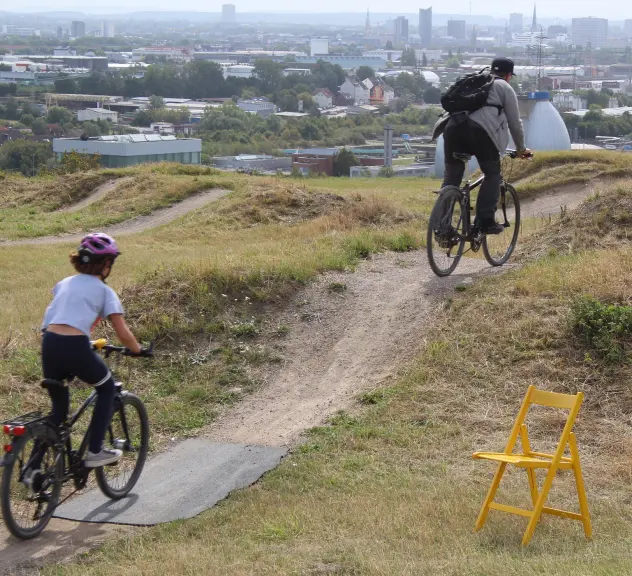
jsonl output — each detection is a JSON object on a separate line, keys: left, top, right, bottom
{"left": 1, "top": 152, "right": 632, "bottom": 575}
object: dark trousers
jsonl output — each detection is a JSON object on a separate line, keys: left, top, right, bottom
{"left": 442, "top": 115, "right": 501, "bottom": 224}
{"left": 41, "top": 332, "right": 115, "bottom": 454}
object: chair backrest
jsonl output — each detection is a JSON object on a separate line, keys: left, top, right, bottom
{"left": 529, "top": 388, "right": 581, "bottom": 410}
{"left": 503, "top": 385, "right": 584, "bottom": 456}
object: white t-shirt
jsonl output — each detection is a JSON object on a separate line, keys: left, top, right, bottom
{"left": 41, "top": 274, "right": 124, "bottom": 337}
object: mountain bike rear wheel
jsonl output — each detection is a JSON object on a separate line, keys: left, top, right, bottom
{"left": 427, "top": 186, "right": 466, "bottom": 277}
{"left": 95, "top": 392, "right": 149, "bottom": 499}
{"left": 1, "top": 424, "right": 63, "bottom": 540}
{"left": 483, "top": 183, "right": 521, "bottom": 266}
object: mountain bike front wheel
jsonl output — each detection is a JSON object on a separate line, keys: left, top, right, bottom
{"left": 95, "top": 392, "right": 149, "bottom": 500}
{"left": 427, "top": 186, "right": 466, "bottom": 277}
{"left": 0, "top": 423, "right": 63, "bottom": 540}
{"left": 482, "top": 183, "right": 521, "bottom": 266}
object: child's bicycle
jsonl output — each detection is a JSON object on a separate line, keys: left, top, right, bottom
{"left": 0, "top": 339, "right": 152, "bottom": 540}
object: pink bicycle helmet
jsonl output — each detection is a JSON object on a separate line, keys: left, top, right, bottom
{"left": 78, "top": 232, "right": 120, "bottom": 263}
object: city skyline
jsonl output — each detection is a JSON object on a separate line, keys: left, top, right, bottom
{"left": 1, "top": 2, "right": 630, "bottom": 21}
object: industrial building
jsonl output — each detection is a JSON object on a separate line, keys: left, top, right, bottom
{"left": 77, "top": 108, "right": 118, "bottom": 122}
{"left": 221, "top": 64, "right": 254, "bottom": 79}
{"left": 310, "top": 38, "right": 329, "bottom": 57}
{"left": 236, "top": 98, "right": 276, "bottom": 117}
{"left": 53, "top": 135, "right": 202, "bottom": 168}
{"left": 132, "top": 47, "right": 192, "bottom": 62}
{"left": 1, "top": 53, "right": 108, "bottom": 71}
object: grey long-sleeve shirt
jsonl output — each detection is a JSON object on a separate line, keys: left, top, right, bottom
{"left": 432, "top": 77, "right": 526, "bottom": 152}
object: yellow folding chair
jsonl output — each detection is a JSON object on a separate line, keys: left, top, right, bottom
{"left": 472, "top": 385, "right": 591, "bottom": 546}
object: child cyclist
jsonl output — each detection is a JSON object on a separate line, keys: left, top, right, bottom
{"left": 37, "top": 232, "right": 150, "bottom": 473}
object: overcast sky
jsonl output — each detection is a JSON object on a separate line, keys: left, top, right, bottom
{"left": 8, "top": 0, "right": 628, "bottom": 19}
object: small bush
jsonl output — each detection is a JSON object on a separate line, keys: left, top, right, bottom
{"left": 377, "top": 166, "right": 395, "bottom": 178}
{"left": 570, "top": 296, "right": 632, "bottom": 363}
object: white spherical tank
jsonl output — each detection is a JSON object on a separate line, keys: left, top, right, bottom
{"left": 434, "top": 134, "right": 479, "bottom": 180}
{"left": 524, "top": 92, "right": 571, "bottom": 151}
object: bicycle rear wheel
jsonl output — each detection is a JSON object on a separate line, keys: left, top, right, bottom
{"left": 427, "top": 186, "right": 466, "bottom": 277}
{"left": 482, "top": 183, "right": 521, "bottom": 266}
{"left": 0, "top": 424, "right": 63, "bottom": 540}
{"left": 95, "top": 392, "right": 149, "bottom": 499}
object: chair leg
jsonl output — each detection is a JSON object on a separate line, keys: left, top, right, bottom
{"left": 527, "top": 469, "right": 538, "bottom": 505}
{"left": 522, "top": 465, "right": 558, "bottom": 546}
{"left": 569, "top": 433, "right": 592, "bottom": 539}
{"left": 476, "top": 462, "right": 507, "bottom": 531}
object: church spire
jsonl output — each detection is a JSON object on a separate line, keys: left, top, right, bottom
{"left": 530, "top": 4, "right": 538, "bottom": 33}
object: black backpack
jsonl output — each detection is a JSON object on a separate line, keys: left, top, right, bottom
{"left": 440, "top": 69, "right": 495, "bottom": 114}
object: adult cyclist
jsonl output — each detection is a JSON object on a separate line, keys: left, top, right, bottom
{"left": 433, "top": 56, "right": 531, "bottom": 235}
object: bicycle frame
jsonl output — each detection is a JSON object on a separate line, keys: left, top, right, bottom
{"left": 459, "top": 174, "right": 510, "bottom": 241}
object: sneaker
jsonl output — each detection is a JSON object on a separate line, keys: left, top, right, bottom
{"left": 22, "top": 468, "right": 43, "bottom": 493}
{"left": 481, "top": 221, "right": 505, "bottom": 235}
{"left": 84, "top": 448, "right": 122, "bottom": 468}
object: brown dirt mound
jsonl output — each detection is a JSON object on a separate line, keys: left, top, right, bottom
{"left": 223, "top": 185, "right": 413, "bottom": 228}
{"left": 519, "top": 180, "right": 632, "bottom": 260}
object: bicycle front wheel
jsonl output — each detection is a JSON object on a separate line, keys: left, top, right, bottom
{"left": 483, "top": 183, "right": 521, "bottom": 266}
{"left": 0, "top": 423, "right": 63, "bottom": 540}
{"left": 427, "top": 186, "right": 466, "bottom": 277}
{"left": 95, "top": 392, "right": 149, "bottom": 500}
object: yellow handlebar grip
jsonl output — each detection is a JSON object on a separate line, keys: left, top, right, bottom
{"left": 92, "top": 338, "right": 108, "bottom": 350}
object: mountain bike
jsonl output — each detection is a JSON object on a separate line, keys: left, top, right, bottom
{"left": 0, "top": 339, "right": 152, "bottom": 540}
{"left": 426, "top": 150, "right": 530, "bottom": 277}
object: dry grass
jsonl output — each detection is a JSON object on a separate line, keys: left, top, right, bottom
{"left": 47, "top": 246, "right": 632, "bottom": 576}
{"left": 519, "top": 179, "right": 632, "bottom": 260}
{"left": 505, "top": 151, "right": 632, "bottom": 197}
{"left": 0, "top": 166, "right": 237, "bottom": 240}
{"left": 0, "top": 180, "right": 425, "bottom": 436}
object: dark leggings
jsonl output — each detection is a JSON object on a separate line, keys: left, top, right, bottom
{"left": 42, "top": 332, "right": 115, "bottom": 454}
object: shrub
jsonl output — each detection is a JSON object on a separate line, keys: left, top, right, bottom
{"left": 377, "top": 166, "right": 395, "bottom": 178}
{"left": 570, "top": 296, "right": 632, "bottom": 363}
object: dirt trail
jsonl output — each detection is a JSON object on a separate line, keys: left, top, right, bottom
{"left": 208, "top": 252, "right": 490, "bottom": 447}
{"left": 0, "top": 183, "right": 595, "bottom": 574}
{"left": 60, "top": 177, "right": 133, "bottom": 213}
{"left": 0, "top": 189, "right": 229, "bottom": 247}
{"left": 520, "top": 180, "right": 603, "bottom": 218}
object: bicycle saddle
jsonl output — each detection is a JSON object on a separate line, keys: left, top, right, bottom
{"left": 453, "top": 153, "right": 472, "bottom": 163}
{"left": 40, "top": 378, "right": 66, "bottom": 390}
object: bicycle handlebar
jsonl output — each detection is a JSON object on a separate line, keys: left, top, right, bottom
{"left": 91, "top": 339, "right": 155, "bottom": 358}
{"left": 506, "top": 149, "right": 534, "bottom": 159}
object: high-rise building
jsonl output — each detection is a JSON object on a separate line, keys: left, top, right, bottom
{"left": 222, "top": 4, "right": 236, "bottom": 23}
{"left": 447, "top": 19, "right": 466, "bottom": 40}
{"left": 71, "top": 21, "right": 85, "bottom": 38}
{"left": 419, "top": 7, "right": 432, "bottom": 48}
{"left": 394, "top": 16, "right": 409, "bottom": 46}
{"left": 56, "top": 25, "right": 63, "bottom": 39}
{"left": 572, "top": 18, "right": 608, "bottom": 47}
{"left": 625, "top": 19, "right": 632, "bottom": 38}
{"left": 365, "top": 8, "right": 371, "bottom": 36}
{"left": 101, "top": 20, "right": 115, "bottom": 38}
{"left": 509, "top": 13, "right": 523, "bottom": 33}
{"left": 530, "top": 5, "right": 538, "bottom": 33}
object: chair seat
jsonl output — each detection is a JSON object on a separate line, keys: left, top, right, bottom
{"left": 472, "top": 451, "right": 573, "bottom": 470}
